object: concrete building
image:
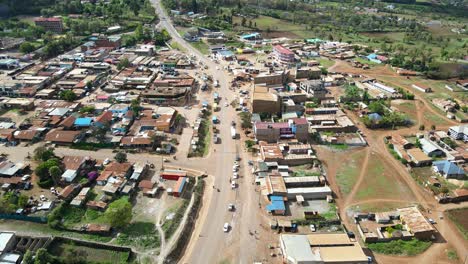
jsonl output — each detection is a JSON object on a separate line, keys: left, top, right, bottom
{"left": 299, "top": 80, "right": 326, "bottom": 99}
{"left": 252, "top": 86, "right": 280, "bottom": 114}
{"left": 254, "top": 118, "right": 309, "bottom": 143}
{"left": 273, "top": 45, "right": 295, "bottom": 64}
{"left": 34, "top": 17, "right": 64, "bottom": 33}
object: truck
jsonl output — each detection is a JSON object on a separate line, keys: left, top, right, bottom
{"left": 231, "top": 126, "right": 236, "bottom": 139}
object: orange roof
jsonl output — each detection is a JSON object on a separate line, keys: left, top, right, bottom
{"left": 45, "top": 129, "right": 81, "bottom": 143}
{"left": 95, "top": 111, "right": 113, "bottom": 124}
{"left": 59, "top": 116, "right": 76, "bottom": 128}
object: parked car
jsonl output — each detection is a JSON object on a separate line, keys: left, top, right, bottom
{"left": 223, "top": 222, "right": 230, "bottom": 232}
{"left": 309, "top": 224, "right": 316, "bottom": 232}
{"left": 231, "top": 181, "right": 236, "bottom": 189}
{"left": 103, "top": 158, "right": 111, "bottom": 165}
{"left": 233, "top": 173, "right": 238, "bottom": 179}
{"left": 21, "top": 175, "right": 31, "bottom": 181}
{"left": 232, "top": 166, "right": 238, "bottom": 172}
{"left": 228, "top": 204, "right": 235, "bottom": 211}
{"left": 428, "top": 218, "right": 436, "bottom": 224}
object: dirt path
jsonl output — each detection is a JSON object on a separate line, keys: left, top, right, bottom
{"left": 343, "top": 148, "right": 370, "bottom": 207}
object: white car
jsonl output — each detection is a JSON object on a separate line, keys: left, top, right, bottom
{"left": 309, "top": 224, "right": 316, "bottom": 232}
{"left": 428, "top": 218, "right": 436, "bottom": 224}
{"left": 231, "top": 181, "right": 236, "bottom": 189}
{"left": 103, "top": 158, "right": 111, "bottom": 165}
{"left": 228, "top": 204, "right": 235, "bottom": 211}
{"left": 21, "top": 174, "right": 31, "bottom": 181}
{"left": 224, "top": 102, "right": 229, "bottom": 107}
{"left": 233, "top": 173, "right": 238, "bottom": 179}
{"left": 233, "top": 161, "right": 239, "bottom": 167}
{"left": 40, "top": 195, "right": 47, "bottom": 201}
{"left": 232, "top": 166, "right": 238, "bottom": 172}
{"left": 223, "top": 222, "right": 230, "bottom": 232}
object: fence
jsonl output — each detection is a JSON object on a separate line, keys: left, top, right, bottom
{"left": 0, "top": 214, "right": 47, "bottom": 223}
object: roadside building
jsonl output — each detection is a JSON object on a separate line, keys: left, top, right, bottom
{"left": 448, "top": 125, "right": 467, "bottom": 142}
{"left": 286, "top": 186, "right": 332, "bottom": 200}
{"left": 252, "top": 86, "right": 280, "bottom": 114}
{"left": 299, "top": 80, "right": 326, "bottom": 99}
{"left": 397, "top": 207, "right": 435, "bottom": 240}
{"left": 44, "top": 129, "right": 83, "bottom": 145}
{"left": 254, "top": 118, "right": 309, "bottom": 143}
{"left": 412, "top": 83, "right": 432, "bottom": 93}
{"left": 419, "top": 138, "right": 444, "bottom": 157}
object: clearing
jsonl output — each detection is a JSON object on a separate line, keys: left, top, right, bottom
{"left": 334, "top": 149, "right": 366, "bottom": 197}
{"left": 447, "top": 208, "right": 468, "bottom": 240}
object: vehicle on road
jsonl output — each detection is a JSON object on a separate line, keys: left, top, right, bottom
{"left": 233, "top": 172, "right": 238, "bottom": 179}
{"left": 248, "top": 160, "right": 254, "bottom": 166}
{"left": 231, "top": 126, "right": 236, "bottom": 139}
{"left": 231, "top": 181, "right": 236, "bottom": 189}
{"left": 228, "top": 204, "right": 235, "bottom": 211}
{"left": 234, "top": 161, "right": 239, "bottom": 167}
{"left": 428, "top": 218, "right": 436, "bottom": 224}
{"left": 232, "top": 166, "right": 238, "bottom": 172}
{"left": 231, "top": 121, "right": 236, "bottom": 126}
{"left": 223, "top": 222, "right": 230, "bottom": 232}
{"left": 103, "top": 158, "right": 111, "bottom": 165}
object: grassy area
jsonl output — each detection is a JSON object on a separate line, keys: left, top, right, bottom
{"left": 447, "top": 249, "right": 459, "bottom": 260}
{"left": 394, "top": 101, "right": 418, "bottom": 123}
{"left": 447, "top": 208, "right": 468, "bottom": 240}
{"left": 320, "top": 204, "right": 338, "bottom": 220}
{"left": 233, "top": 15, "right": 310, "bottom": 38}
{"left": 317, "top": 57, "right": 335, "bottom": 69}
{"left": 115, "top": 222, "right": 160, "bottom": 250}
{"left": 335, "top": 150, "right": 365, "bottom": 196}
{"left": 49, "top": 240, "right": 129, "bottom": 263}
{"left": 329, "top": 144, "right": 349, "bottom": 150}
{"left": 170, "top": 40, "right": 187, "bottom": 52}
{"left": 354, "top": 57, "right": 381, "bottom": 66}
{"left": 293, "top": 170, "right": 321, "bottom": 177}
{"left": 367, "top": 239, "right": 432, "bottom": 256}
{"left": 190, "top": 41, "right": 210, "bottom": 55}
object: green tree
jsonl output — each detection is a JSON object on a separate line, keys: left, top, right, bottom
{"left": 130, "top": 99, "right": 141, "bottom": 115}
{"left": 419, "top": 124, "right": 425, "bottom": 131}
{"left": 114, "top": 152, "right": 127, "bottom": 163}
{"left": 18, "top": 194, "right": 29, "bottom": 208}
{"left": 79, "top": 105, "right": 95, "bottom": 114}
{"left": 117, "top": 57, "right": 130, "bottom": 70}
{"left": 105, "top": 197, "right": 132, "bottom": 228}
{"left": 34, "top": 248, "right": 55, "bottom": 264}
{"left": 48, "top": 166, "right": 62, "bottom": 186}
{"left": 23, "top": 250, "right": 34, "bottom": 264}
{"left": 19, "top": 42, "right": 36, "bottom": 53}
{"left": 59, "top": 90, "right": 78, "bottom": 102}
{"left": 34, "top": 146, "right": 55, "bottom": 162}
{"left": 368, "top": 101, "right": 385, "bottom": 115}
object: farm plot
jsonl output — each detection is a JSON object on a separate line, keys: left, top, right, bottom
{"left": 447, "top": 208, "right": 468, "bottom": 240}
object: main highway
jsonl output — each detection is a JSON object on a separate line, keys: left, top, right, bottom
{"left": 150, "top": 0, "right": 260, "bottom": 263}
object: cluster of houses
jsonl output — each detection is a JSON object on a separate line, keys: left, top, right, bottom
{"left": 389, "top": 126, "right": 467, "bottom": 203}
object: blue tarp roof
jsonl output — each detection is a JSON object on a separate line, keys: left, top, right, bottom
{"left": 266, "top": 199, "right": 285, "bottom": 212}
{"left": 218, "top": 50, "right": 234, "bottom": 57}
{"left": 241, "top": 32, "right": 260, "bottom": 39}
{"left": 367, "top": 53, "right": 378, "bottom": 59}
{"left": 270, "top": 195, "right": 284, "bottom": 201}
{"left": 212, "top": 116, "right": 217, "bottom": 120}
{"left": 74, "top": 117, "right": 93, "bottom": 126}
{"left": 433, "top": 160, "right": 465, "bottom": 175}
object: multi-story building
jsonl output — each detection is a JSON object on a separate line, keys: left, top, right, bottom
{"left": 34, "top": 17, "right": 64, "bottom": 33}
{"left": 300, "top": 79, "right": 326, "bottom": 99}
{"left": 273, "top": 45, "right": 295, "bottom": 64}
{"left": 254, "top": 118, "right": 309, "bottom": 143}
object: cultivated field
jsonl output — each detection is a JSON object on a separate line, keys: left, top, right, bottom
{"left": 447, "top": 208, "right": 468, "bottom": 240}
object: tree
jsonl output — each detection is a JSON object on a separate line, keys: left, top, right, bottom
{"left": 368, "top": 101, "right": 385, "bottom": 115}
{"left": 117, "top": 57, "right": 130, "bottom": 70}
{"left": 23, "top": 250, "right": 34, "bottom": 264}
{"left": 64, "top": 248, "right": 87, "bottom": 264}
{"left": 48, "top": 166, "right": 62, "bottom": 186}
{"left": 105, "top": 197, "right": 132, "bottom": 228}
{"left": 34, "top": 248, "right": 55, "bottom": 264}
{"left": 35, "top": 158, "right": 61, "bottom": 182}
{"left": 79, "top": 105, "right": 95, "bottom": 114}
{"left": 114, "top": 152, "right": 127, "bottom": 163}
{"left": 419, "top": 124, "right": 425, "bottom": 131}
{"left": 440, "top": 186, "right": 449, "bottom": 194}
{"left": 130, "top": 99, "right": 141, "bottom": 115}
{"left": 19, "top": 42, "right": 36, "bottom": 54}
{"left": 34, "top": 146, "right": 55, "bottom": 162}
{"left": 241, "top": 16, "right": 247, "bottom": 27}
{"left": 59, "top": 90, "right": 78, "bottom": 102}
{"left": 415, "top": 138, "right": 422, "bottom": 149}
{"left": 431, "top": 125, "right": 436, "bottom": 130}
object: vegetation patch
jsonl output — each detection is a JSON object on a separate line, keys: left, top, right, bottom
{"left": 48, "top": 240, "right": 130, "bottom": 264}
{"left": 447, "top": 208, "right": 468, "bottom": 240}
{"left": 367, "top": 239, "right": 432, "bottom": 256}
{"left": 335, "top": 150, "right": 365, "bottom": 196}
{"left": 162, "top": 199, "right": 190, "bottom": 239}
{"left": 115, "top": 222, "right": 160, "bottom": 250}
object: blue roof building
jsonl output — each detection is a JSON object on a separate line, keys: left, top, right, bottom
{"left": 74, "top": 117, "right": 93, "bottom": 127}
{"left": 433, "top": 160, "right": 466, "bottom": 179}
{"left": 266, "top": 196, "right": 286, "bottom": 215}
{"left": 368, "top": 113, "right": 382, "bottom": 121}
{"left": 240, "top": 32, "right": 261, "bottom": 40}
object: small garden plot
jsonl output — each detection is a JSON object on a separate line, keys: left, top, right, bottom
{"left": 49, "top": 240, "right": 130, "bottom": 263}
{"left": 116, "top": 222, "right": 161, "bottom": 250}
{"left": 367, "top": 239, "right": 432, "bottom": 256}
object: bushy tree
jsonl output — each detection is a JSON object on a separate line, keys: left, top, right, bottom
{"left": 34, "top": 146, "right": 56, "bottom": 162}
{"left": 114, "top": 152, "right": 127, "bottom": 163}
{"left": 59, "top": 90, "right": 78, "bottom": 102}
{"left": 105, "top": 197, "right": 132, "bottom": 228}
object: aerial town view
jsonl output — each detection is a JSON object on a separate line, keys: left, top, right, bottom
{"left": 0, "top": 0, "right": 466, "bottom": 263}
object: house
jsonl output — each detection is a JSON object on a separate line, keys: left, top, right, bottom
{"left": 0, "top": 161, "right": 26, "bottom": 177}
{"left": 448, "top": 125, "right": 467, "bottom": 142}
{"left": 173, "top": 177, "right": 187, "bottom": 197}
{"left": 412, "top": 83, "right": 432, "bottom": 93}
{"left": 397, "top": 207, "right": 435, "bottom": 240}
{"left": 70, "top": 187, "right": 90, "bottom": 206}
{"left": 161, "top": 169, "right": 187, "bottom": 180}
{"left": 432, "top": 98, "right": 456, "bottom": 112}
{"left": 252, "top": 86, "right": 280, "bottom": 114}
{"left": 97, "top": 162, "right": 133, "bottom": 185}
{"left": 59, "top": 184, "right": 81, "bottom": 201}
{"left": 13, "top": 129, "right": 44, "bottom": 142}
{"left": 74, "top": 117, "right": 93, "bottom": 128}
{"left": 419, "top": 138, "right": 444, "bottom": 157}
{"left": 86, "top": 200, "right": 108, "bottom": 211}
{"left": 407, "top": 148, "right": 432, "bottom": 167}
{"left": 44, "top": 129, "right": 83, "bottom": 145}
{"left": 266, "top": 195, "right": 286, "bottom": 215}
{"left": 391, "top": 135, "right": 413, "bottom": 149}
{"left": 433, "top": 160, "right": 466, "bottom": 179}
{"left": 299, "top": 80, "right": 326, "bottom": 98}
{"left": 58, "top": 116, "right": 76, "bottom": 130}
{"left": 94, "top": 111, "right": 113, "bottom": 127}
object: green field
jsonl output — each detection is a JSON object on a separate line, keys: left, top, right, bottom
{"left": 367, "top": 239, "right": 432, "bottom": 256}
{"left": 190, "top": 41, "right": 210, "bottom": 55}
{"left": 115, "top": 222, "right": 161, "bottom": 250}
{"left": 317, "top": 57, "right": 335, "bottom": 69}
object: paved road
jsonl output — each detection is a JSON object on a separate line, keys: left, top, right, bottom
{"left": 150, "top": 1, "right": 259, "bottom": 263}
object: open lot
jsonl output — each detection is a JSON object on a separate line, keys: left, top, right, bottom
{"left": 335, "top": 149, "right": 366, "bottom": 197}
{"left": 233, "top": 15, "right": 310, "bottom": 39}
{"left": 355, "top": 152, "right": 415, "bottom": 202}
